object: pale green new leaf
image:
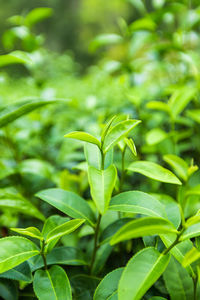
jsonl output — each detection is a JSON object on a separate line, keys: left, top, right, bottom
{"left": 11, "top": 227, "right": 43, "bottom": 241}
{"left": 180, "top": 223, "right": 200, "bottom": 241}
{"left": 94, "top": 267, "right": 123, "bottom": 300}
{"left": 36, "top": 188, "right": 96, "bottom": 227}
{"left": 182, "top": 247, "right": 200, "bottom": 267}
{"left": 64, "top": 131, "right": 101, "bottom": 148}
{"left": 102, "top": 120, "right": 141, "bottom": 153}
{"left": 24, "top": 7, "right": 53, "bottom": 27}
{"left": 118, "top": 247, "right": 170, "bottom": 300}
{"left": 146, "top": 128, "right": 168, "bottom": 146}
{"left": 0, "top": 237, "right": 39, "bottom": 273}
{"left": 33, "top": 265, "right": 72, "bottom": 300}
{"left": 128, "top": 161, "right": 182, "bottom": 185}
{"left": 109, "top": 191, "right": 167, "bottom": 218}
{"left": 101, "top": 115, "right": 117, "bottom": 142}
{"left": 0, "top": 51, "right": 32, "bottom": 68}
{"left": 163, "top": 154, "right": 188, "bottom": 181}
{"left": 124, "top": 137, "right": 137, "bottom": 156}
{"left": 146, "top": 101, "right": 169, "bottom": 113}
{"left": 88, "top": 165, "right": 117, "bottom": 214}
{"left": 46, "top": 219, "right": 85, "bottom": 244}
{"left": 110, "top": 217, "right": 177, "bottom": 245}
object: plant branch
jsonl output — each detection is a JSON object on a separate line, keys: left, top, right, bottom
{"left": 90, "top": 213, "right": 102, "bottom": 273}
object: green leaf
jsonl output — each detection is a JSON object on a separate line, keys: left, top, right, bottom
{"left": 24, "top": 7, "right": 53, "bottom": 27}
{"left": 130, "top": 17, "right": 156, "bottom": 31}
{"left": 146, "top": 101, "right": 169, "bottom": 113}
{"left": 180, "top": 223, "right": 200, "bottom": 241}
{"left": 163, "top": 154, "right": 188, "bottom": 181}
{"left": 186, "top": 184, "right": 200, "bottom": 197}
{"left": 0, "top": 279, "right": 18, "bottom": 300}
{"left": 163, "top": 257, "right": 194, "bottom": 300}
{"left": 64, "top": 131, "right": 101, "bottom": 148}
{"left": 0, "top": 192, "right": 45, "bottom": 221}
{"left": 109, "top": 191, "right": 167, "bottom": 218}
{"left": 94, "top": 267, "right": 123, "bottom": 300}
{"left": 46, "top": 219, "right": 85, "bottom": 244}
{"left": 118, "top": 247, "right": 170, "bottom": 300}
{"left": 101, "top": 115, "right": 117, "bottom": 142}
{"left": 0, "top": 237, "right": 39, "bottom": 273}
{"left": 36, "top": 188, "right": 96, "bottom": 227}
{"left": 102, "top": 119, "right": 141, "bottom": 153}
{"left": 88, "top": 165, "right": 117, "bottom": 214}
{"left": 84, "top": 143, "right": 101, "bottom": 169}
{"left": 91, "top": 244, "right": 113, "bottom": 275}
{"left": 128, "top": 160, "right": 182, "bottom": 185}
{"left": 151, "top": 194, "right": 181, "bottom": 228}
{"left": 90, "top": 34, "right": 123, "bottom": 52}
{"left": 187, "top": 109, "right": 200, "bottom": 124}
{"left": 146, "top": 128, "right": 168, "bottom": 146}
{"left": 182, "top": 247, "right": 200, "bottom": 267}
{"left": 33, "top": 265, "right": 72, "bottom": 300}
{"left": 100, "top": 218, "right": 132, "bottom": 245}
{"left": 0, "top": 261, "right": 32, "bottom": 282}
{"left": 110, "top": 217, "right": 177, "bottom": 245}
{"left": 168, "top": 86, "right": 197, "bottom": 119}
{"left": 160, "top": 234, "right": 194, "bottom": 274}
{"left": 11, "top": 227, "right": 43, "bottom": 241}
{"left": 29, "top": 246, "right": 87, "bottom": 272}
{"left": 0, "top": 99, "right": 67, "bottom": 128}
{"left": 124, "top": 138, "right": 137, "bottom": 156}
{"left": 0, "top": 50, "right": 32, "bottom": 68}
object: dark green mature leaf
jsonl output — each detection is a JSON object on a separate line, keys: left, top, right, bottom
{"left": 163, "top": 154, "right": 188, "bottom": 181}
{"left": 103, "top": 120, "right": 141, "bottom": 153}
{"left": 0, "top": 279, "right": 18, "bottom": 300}
{"left": 109, "top": 191, "right": 167, "bottom": 218}
{"left": 33, "top": 265, "right": 72, "bottom": 300}
{"left": 128, "top": 161, "right": 182, "bottom": 185}
{"left": 0, "top": 192, "right": 45, "bottom": 221}
{"left": 110, "top": 217, "right": 177, "bottom": 245}
{"left": 94, "top": 267, "right": 123, "bottom": 300}
{"left": 118, "top": 247, "right": 170, "bottom": 300}
{"left": 0, "top": 98, "right": 67, "bottom": 128}
{"left": 29, "top": 246, "right": 87, "bottom": 272}
{"left": 36, "top": 188, "right": 96, "bottom": 226}
{"left": 46, "top": 219, "right": 85, "bottom": 244}
{"left": 0, "top": 261, "right": 32, "bottom": 282}
{"left": 64, "top": 131, "right": 101, "bottom": 148}
{"left": 71, "top": 274, "right": 100, "bottom": 300}
{"left": 0, "top": 237, "right": 39, "bottom": 273}
{"left": 100, "top": 218, "right": 132, "bottom": 245}
{"left": 88, "top": 165, "right": 117, "bottom": 214}
{"left": 163, "top": 257, "right": 194, "bottom": 300}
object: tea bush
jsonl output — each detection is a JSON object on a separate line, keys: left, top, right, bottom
{"left": 0, "top": 1, "right": 200, "bottom": 299}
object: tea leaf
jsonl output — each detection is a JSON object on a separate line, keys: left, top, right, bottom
{"left": 36, "top": 188, "right": 96, "bottom": 227}
{"left": 33, "top": 265, "right": 72, "bottom": 300}
{"left": 11, "top": 227, "right": 43, "bottom": 241}
{"left": 110, "top": 217, "right": 177, "bottom": 245}
{"left": 118, "top": 247, "right": 170, "bottom": 300}
{"left": 0, "top": 237, "right": 39, "bottom": 273}
{"left": 88, "top": 165, "right": 117, "bottom": 215}
{"left": 103, "top": 120, "right": 141, "bottom": 153}
{"left": 64, "top": 131, "right": 101, "bottom": 148}
{"left": 94, "top": 267, "right": 123, "bottom": 300}
{"left": 163, "top": 154, "right": 188, "bottom": 181}
{"left": 128, "top": 161, "right": 182, "bottom": 185}
{"left": 109, "top": 191, "right": 167, "bottom": 218}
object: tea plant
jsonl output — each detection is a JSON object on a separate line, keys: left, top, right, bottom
{"left": 0, "top": 115, "right": 199, "bottom": 299}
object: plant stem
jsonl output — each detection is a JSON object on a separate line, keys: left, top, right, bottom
{"left": 90, "top": 213, "right": 102, "bottom": 273}
{"left": 192, "top": 275, "right": 198, "bottom": 300}
{"left": 162, "top": 232, "right": 182, "bottom": 255}
{"left": 40, "top": 240, "right": 48, "bottom": 270}
{"left": 119, "top": 147, "right": 126, "bottom": 193}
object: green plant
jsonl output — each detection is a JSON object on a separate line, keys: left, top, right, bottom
{"left": 0, "top": 116, "right": 200, "bottom": 299}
